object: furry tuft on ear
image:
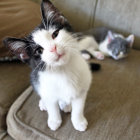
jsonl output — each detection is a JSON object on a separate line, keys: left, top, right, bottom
{"left": 41, "top": 0, "right": 66, "bottom": 29}
{"left": 126, "top": 34, "right": 134, "bottom": 48}
{"left": 3, "top": 37, "right": 30, "bottom": 62}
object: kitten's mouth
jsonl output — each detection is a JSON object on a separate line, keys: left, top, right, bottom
{"left": 55, "top": 53, "right": 65, "bottom": 61}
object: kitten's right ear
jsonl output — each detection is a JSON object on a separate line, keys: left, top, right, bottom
{"left": 126, "top": 34, "right": 135, "bottom": 48}
{"left": 3, "top": 37, "right": 30, "bottom": 62}
{"left": 107, "top": 31, "right": 115, "bottom": 43}
{"left": 41, "top": 0, "right": 67, "bottom": 28}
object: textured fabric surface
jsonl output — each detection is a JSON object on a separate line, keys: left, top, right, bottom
{"left": 94, "top": 0, "right": 140, "bottom": 49}
{"left": 0, "top": 131, "right": 13, "bottom": 140}
{"left": 52, "top": 0, "right": 97, "bottom": 31}
{"left": 0, "top": 62, "right": 30, "bottom": 130}
{"left": 7, "top": 50, "right": 140, "bottom": 140}
{"left": 0, "top": 0, "right": 40, "bottom": 59}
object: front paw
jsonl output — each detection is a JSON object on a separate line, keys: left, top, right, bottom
{"left": 81, "top": 53, "right": 91, "bottom": 60}
{"left": 48, "top": 119, "right": 62, "bottom": 131}
{"left": 72, "top": 117, "right": 88, "bottom": 132}
{"left": 39, "top": 99, "right": 47, "bottom": 111}
{"left": 95, "top": 52, "right": 105, "bottom": 60}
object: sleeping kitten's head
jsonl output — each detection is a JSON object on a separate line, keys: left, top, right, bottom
{"left": 106, "top": 31, "right": 134, "bottom": 60}
{"left": 3, "top": 0, "right": 77, "bottom": 69}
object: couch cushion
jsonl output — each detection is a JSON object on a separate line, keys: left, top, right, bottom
{"left": 0, "top": 130, "right": 13, "bottom": 140}
{"left": 0, "top": 0, "right": 40, "bottom": 60}
{"left": 94, "top": 0, "right": 140, "bottom": 49}
{"left": 0, "top": 62, "right": 30, "bottom": 130}
{"left": 7, "top": 50, "right": 140, "bottom": 140}
{"left": 53, "top": 0, "right": 97, "bottom": 31}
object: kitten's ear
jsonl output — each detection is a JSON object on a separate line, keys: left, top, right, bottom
{"left": 41, "top": 0, "right": 66, "bottom": 28}
{"left": 3, "top": 37, "right": 30, "bottom": 62}
{"left": 107, "top": 31, "right": 115, "bottom": 43}
{"left": 126, "top": 34, "right": 134, "bottom": 48}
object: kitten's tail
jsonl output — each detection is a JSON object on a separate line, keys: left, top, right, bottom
{"left": 89, "top": 63, "right": 101, "bottom": 72}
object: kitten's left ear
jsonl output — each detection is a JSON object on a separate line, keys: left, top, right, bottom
{"left": 41, "top": 0, "right": 66, "bottom": 28}
{"left": 3, "top": 37, "right": 30, "bottom": 62}
{"left": 107, "top": 31, "right": 115, "bottom": 43}
{"left": 126, "top": 34, "right": 134, "bottom": 48}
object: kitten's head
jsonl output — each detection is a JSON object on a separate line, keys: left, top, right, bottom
{"left": 106, "top": 31, "right": 134, "bottom": 60}
{"left": 3, "top": 0, "right": 77, "bottom": 68}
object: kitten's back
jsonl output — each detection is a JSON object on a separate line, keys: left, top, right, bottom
{"left": 84, "top": 27, "right": 110, "bottom": 43}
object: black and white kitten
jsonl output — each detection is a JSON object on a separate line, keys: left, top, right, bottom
{"left": 78, "top": 27, "right": 134, "bottom": 60}
{"left": 3, "top": 0, "right": 95, "bottom": 131}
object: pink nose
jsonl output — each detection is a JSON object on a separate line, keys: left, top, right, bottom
{"left": 50, "top": 45, "right": 57, "bottom": 52}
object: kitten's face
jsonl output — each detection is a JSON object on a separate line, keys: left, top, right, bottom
{"left": 3, "top": 0, "right": 77, "bottom": 68}
{"left": 107, "top": 31, "right": 134, "bottom": 60}
{"left": 32, "top": 27, "right": 76, "bottom": 67}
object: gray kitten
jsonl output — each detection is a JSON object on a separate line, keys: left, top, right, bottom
{"left": 78, "top": 27, "right": 134, "bottom": 60}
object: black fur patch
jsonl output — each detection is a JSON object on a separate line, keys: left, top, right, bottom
{"left": 89, "top": 63, "right": 101, "bottom": 72}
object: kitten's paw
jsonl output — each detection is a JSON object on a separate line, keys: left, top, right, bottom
{"left": 59, "top": 101, "right": 71, "bottom": 113}
{"left": 72, "top": 117, "right": 88, "bottom": 132}
{"left": 95, "top": 52, "right": 105, "bottom": 60}
{"left": 39, "top": 100, "right": 47, "bottom": 111}
{"left": 48, "top": 119, "right": 62, "bottom": 131}
{"left": 81, "top": 53, "right": 91, "bottom": 60}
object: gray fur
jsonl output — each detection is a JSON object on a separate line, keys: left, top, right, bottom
{"left": 84, "top": 27, "right": 109, "bottom": 43}
{"left": 108, "top": 37, "right": 130, "bottom": 57}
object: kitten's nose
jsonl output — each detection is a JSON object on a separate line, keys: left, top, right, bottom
{"left": 50, "top": 45, "right": 57, "bottom": 53}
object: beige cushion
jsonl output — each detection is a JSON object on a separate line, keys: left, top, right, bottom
{"left": 7, "top": 50, "right": 140, "bottom": 140}
{"left": 53, "top": 0, "right": 97, "bottom": 31}
{"left": 0, "top": 130, "right": 13, "bottom": 140}
{"left": 0, "top": 0, "right": 40, "bottom": 59}
{"left": 0, "top": 62, "right": 30, "bottom": 131}
{"left": 53, "top": 0, "right": 140, "bottom": 49}
{"left": 94, "top": 0, "right": 140, "bottom": 49}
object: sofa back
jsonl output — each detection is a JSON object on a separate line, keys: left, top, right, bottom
{"left": 53, "top": 0, "right": 140, "bottom": 49}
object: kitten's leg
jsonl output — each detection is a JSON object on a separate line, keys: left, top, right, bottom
{"left": 71, "top": 94, "right": 88, "bottom": 131}
{"left": 46, "top": 100, "right": 62, "bottom": 131}
{"left": 39, "top": 99, "right": 47, "bottom": 111}
{"left": 88, "top": 48, "right": 105, "bottom": 60}
{"left": 59, "top": 101, "right": 72, "bottom": 113}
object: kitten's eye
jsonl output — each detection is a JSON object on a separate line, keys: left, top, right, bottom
{"left": 35, "top": 47, "right": 43, "bottom": 55}
{"left": 52, "top": 29, "right": 59, "bottom": 39}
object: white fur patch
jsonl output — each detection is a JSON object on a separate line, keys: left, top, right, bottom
{"left": 98, "top": 38, "right": 110, "bottom": 56}
{"left": 78, "top": 36, "right": 98, "bottom": 51}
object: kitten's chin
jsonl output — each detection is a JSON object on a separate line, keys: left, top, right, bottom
{"left": 46, "top": 54, "right": 70, "bottom": 68}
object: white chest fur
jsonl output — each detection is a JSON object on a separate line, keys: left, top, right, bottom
{"left": 37, "top": 53, "right": 92, "bottom": 104}
{"left": 38, "top": 70, "right": 78, "bottom": 103}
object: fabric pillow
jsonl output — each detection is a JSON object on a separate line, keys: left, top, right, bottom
{"left": 0, "top": 0, "right": 41, "bottom": 61}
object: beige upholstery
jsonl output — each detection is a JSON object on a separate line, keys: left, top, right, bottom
{"left": 7, "top": 50, "right": 140, "bottom": 140}
{"left": 93, "top": 0, "right": 140, "bottom": 49}
{"left": 0, "top": 131, "right": 13, "bottom": 140}
{"left": 52, "top": 0, "right": 97, "bottom": 31}
{"left": 0, "top": 62, "right": 30, "bottom": 131}
{"left": 52, "top": 0, "right": 140, "bottom": 49}
{"left": 0, "top": 0, "right": 40, "bottom": 58}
